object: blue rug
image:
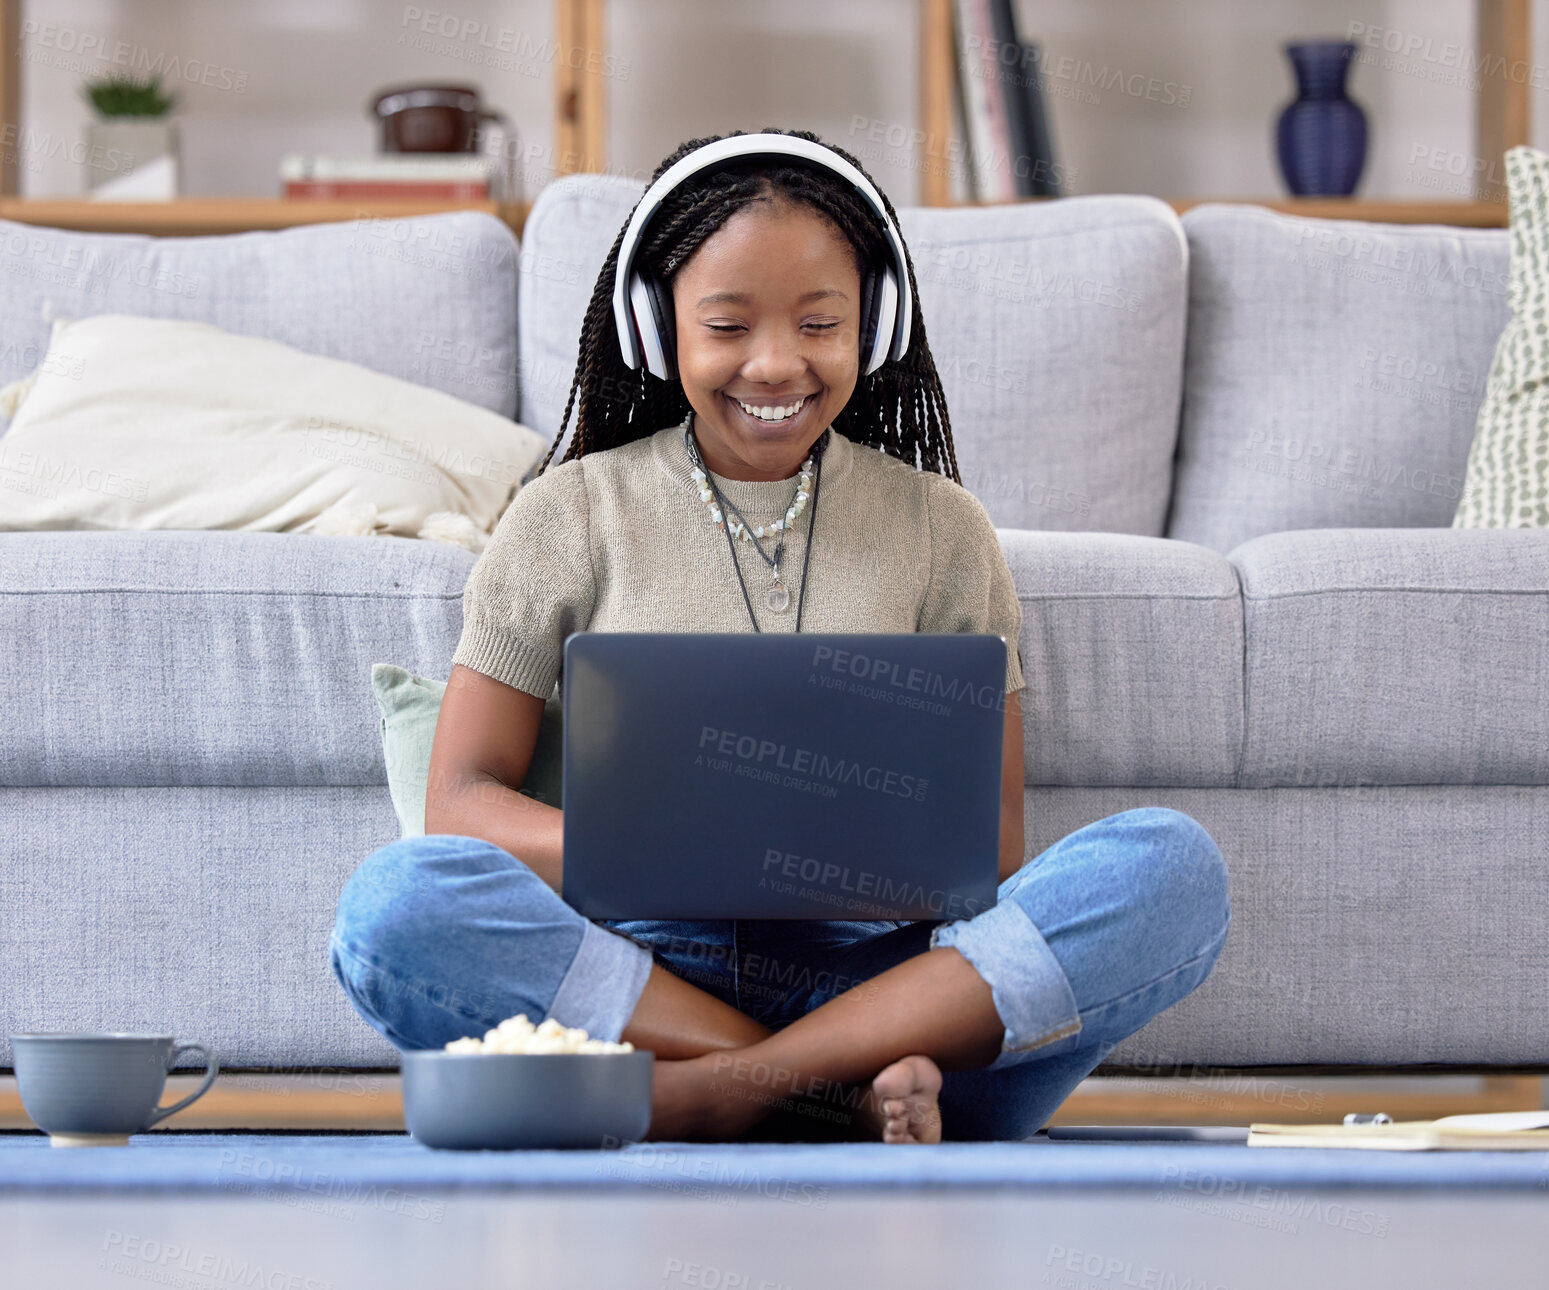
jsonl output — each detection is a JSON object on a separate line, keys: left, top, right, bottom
{"left": 1, "top": 1132, "right": 1545, "bottom": 1194}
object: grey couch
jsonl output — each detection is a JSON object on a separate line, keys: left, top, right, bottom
{"left": 2, "top": 179, "right": 1544, "bottom": 1075}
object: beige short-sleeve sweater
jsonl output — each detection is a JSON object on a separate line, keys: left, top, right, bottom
{"left": 451, "top": 419, "right": 1026, "bottom": 699}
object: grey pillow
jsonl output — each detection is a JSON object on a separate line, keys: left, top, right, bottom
{"left": 370, "top": 662, "right": 564, "bottom": 837}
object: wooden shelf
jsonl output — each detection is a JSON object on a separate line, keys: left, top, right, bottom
{"left": 0, "top": 193, "right": 1503, "bottom": 242}
{"left": 965, "top": 196, "right": 1508, "bottom": 227}
{"left": 0, "top": 197, "right": 531, "bottom": 238}
{"left": 1165, "top": 198, "right": 1507, "bottom": 227}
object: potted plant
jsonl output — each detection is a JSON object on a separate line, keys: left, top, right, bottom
{"left": 80, "top": 73, "right": 180, "bottom": 200}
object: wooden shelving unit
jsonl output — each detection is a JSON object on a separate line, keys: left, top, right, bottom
{"left": 916, "top": 0, "right": 1526, "bottom": 225}
{"left": 0, "top": 0, "right": 1528, "bottom": 232}
{"left": 0, "top": 197, "right": 532, "bottom": 238}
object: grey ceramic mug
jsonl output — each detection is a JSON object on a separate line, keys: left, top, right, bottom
{"left": 10, "top": 1033, "right": 220, "bottom": 1147}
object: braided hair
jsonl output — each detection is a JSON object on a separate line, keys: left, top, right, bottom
{"left": 532, "top": 126, "right": 961, "bottom": 483}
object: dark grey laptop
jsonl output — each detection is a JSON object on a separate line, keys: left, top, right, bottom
{"left": 561, "top": 632, "right": 1007, "bottom": 920}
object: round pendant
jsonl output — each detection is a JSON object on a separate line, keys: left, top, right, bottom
{"left": 765, "top": 582, "right": 791, "bottom": 613}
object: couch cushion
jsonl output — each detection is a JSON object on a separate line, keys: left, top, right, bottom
{"left": 519, "top": 176, "right": 1188, "bottom": 534}
{"left": 1003, "top": 532, "right": 1242, "bottom": 786}
{"left": 1231, "top": 527, "right": 1549, "bottom": 787}
{"left": 900, "top": 196, "right": 1188, "bottom": 534}
{"left": 1030, "top": 784, "right": 1549, "bottom": 1068}
{"left": 0, "top": 784, "right": 400, "bottom": 1068}
{"left": 0, "top": 212, "right": 519, "bottom": 416}
{"left": 0, "top": 531, "right": 473, "bottom": 787}
{"left": 1167, "top": 205, "right": 1511, "bottom": 552}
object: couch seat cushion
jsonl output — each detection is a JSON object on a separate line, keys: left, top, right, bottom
{"left": 0, "top": 530, "right": 473, "bottom": 787}
{"left": 1232, "top": 527, "right": 1549, "bottom": 786}
{"left": 1003, "top": 531, "right": 1242, "bottom": 786}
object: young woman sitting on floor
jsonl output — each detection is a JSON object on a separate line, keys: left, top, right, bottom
{"left": 331, "top": 127, "right": 1230, "bottom": 1144}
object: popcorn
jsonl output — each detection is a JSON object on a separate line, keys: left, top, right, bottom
{"left": 443, "top": 1013, "right": 634, "bottom": 1055}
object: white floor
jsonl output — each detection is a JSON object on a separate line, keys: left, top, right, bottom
{"left": 2, "top": 1191, "right": 1546, "bottom": 1290}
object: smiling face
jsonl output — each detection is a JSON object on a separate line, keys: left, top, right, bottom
{"left": 670, "top": 195, "right": 863, "bottom": 482}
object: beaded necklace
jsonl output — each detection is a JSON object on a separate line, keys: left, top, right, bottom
{"left": 682, "top": 411, "right": 827, "bottom": 631}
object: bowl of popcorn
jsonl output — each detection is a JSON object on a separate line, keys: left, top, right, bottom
{"left": 400, "top": 1014, "right": 653, "bottom": 1150}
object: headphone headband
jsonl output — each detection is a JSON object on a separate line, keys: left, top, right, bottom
{"left": 611, "top": 133, "right": 913, "bottom": 378}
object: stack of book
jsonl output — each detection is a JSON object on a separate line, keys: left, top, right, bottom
{"left": 953, "top": 0, "right": 1060, "bottom": 201}
{"left": 280, "top": 155, "right": 499, "bottom": 201}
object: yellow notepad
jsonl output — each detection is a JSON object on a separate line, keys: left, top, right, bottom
{"left": 1248, "top": 1110, "right": 1549, "bottom": 1151}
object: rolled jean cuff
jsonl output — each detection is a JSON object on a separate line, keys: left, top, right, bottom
{"left": 546, "top": 920, "right": 655, "bottom": 1043}
{"left": 930, "top": 900, "right": 1082, "bottom": 1068}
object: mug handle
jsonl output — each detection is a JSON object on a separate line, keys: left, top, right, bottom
{"left": 146, "top": 1042, "right": 220, "bottom": 1127}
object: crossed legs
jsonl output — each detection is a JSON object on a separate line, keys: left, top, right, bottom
{"left": 332, "top": 807, "right": 1230, "bottom": 1142}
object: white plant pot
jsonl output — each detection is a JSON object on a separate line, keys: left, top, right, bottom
{"left": 86, "top": 120, "right": 179, "bottom": 201}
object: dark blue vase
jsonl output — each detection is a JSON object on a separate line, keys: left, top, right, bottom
{"left": 1276, "top": 41, "right": 1367, "bottom": 196}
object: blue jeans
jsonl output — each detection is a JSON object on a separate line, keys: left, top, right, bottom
{"left": 330, "top": 807, "right": 1229, "bottom": 1141}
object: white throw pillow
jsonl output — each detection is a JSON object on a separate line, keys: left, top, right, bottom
{"left": 0, "top": 313, "right": 549, "bottom": 538}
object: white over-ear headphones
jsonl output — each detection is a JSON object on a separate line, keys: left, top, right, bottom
{"left": 611, "top": 133, "right": 913, "bottom": 382}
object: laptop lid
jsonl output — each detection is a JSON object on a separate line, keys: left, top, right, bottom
{"left": 561, "top": 632, "right": 1007, "bottom": 920}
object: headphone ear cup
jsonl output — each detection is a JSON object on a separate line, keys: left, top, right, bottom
{"left": 856, "top": 265, "right": 880, "bottom": 377}
{"left": 628, "top": 273, "right": 668, "bottom": 381}
{"left": 642, "top": 273, "right": 678, "bottom": 381}
{"left": 868, "top": 268, "right": 900, "bottom": 375}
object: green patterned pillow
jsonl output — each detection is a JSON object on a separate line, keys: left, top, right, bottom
{"left": 1455, "top": 145, "right": 1549, "bottom": 527}
{"left": 370, "top": 663, "right": 564, "bottom": 837}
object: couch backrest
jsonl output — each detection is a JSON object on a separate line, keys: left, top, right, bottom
{"left": 517, "top": 175, "right": 1189, "bottom": 534}
{"left": 0, "top": 212, "right": 520, "bottom": 416}
{"left": 1166, "top": 205, "right": 1511, "bottom": 553}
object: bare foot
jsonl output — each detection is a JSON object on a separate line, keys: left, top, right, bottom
{"left": 641, "top": 1049, "right": 945, "bottom": 1144}
{"left": 868, "top": 1055, "right": 943, "bottom": 1144}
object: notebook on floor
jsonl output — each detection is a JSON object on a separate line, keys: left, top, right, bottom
{"left": 1248, "top": 1111, "right": 1549, "bottom": 1150}
{"left": 561, "top": 632, "right": 1009, "bottom": 920}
